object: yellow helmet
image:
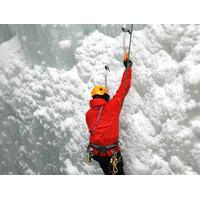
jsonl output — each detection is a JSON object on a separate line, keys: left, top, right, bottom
{"left": 91, "top": 85, "right": 109, "bottom": 97}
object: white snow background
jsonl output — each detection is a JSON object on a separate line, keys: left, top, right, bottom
{"left": 0, "top": 24, "right": 200, "bottom": 175}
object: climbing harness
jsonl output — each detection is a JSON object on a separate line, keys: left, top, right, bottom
{"left": 87, "top": 142, "right": 120, "bottom": 174}
{"left": 87, "top": 142, "right": 119, "bottom": 158}
{"left": 90, "top": 142, "right": 119, "bottom": 154}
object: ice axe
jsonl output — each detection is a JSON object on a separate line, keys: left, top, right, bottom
{"left": 105, "top": 65, "right": 110, "bottom": 90}
{"left": 122, "top": 24, "right": 146, "bottom": 89}
{"left": 122, "top": 24, "right": 146, "bottom": 62}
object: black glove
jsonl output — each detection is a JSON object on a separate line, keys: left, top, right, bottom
{"left": 124, "top": 59, "right": 133, "bottom": 68}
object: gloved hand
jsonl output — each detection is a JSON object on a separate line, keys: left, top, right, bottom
{"left": 123, "top": 52, "right": 132, "bottom": 68}
{"left": 124, "top": 59, "right": 133, "bottom": 68}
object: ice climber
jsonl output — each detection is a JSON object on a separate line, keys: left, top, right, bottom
{"left": 86, "top": 53, "right": 132, "bottom": 175}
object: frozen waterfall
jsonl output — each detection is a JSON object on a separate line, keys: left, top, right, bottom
{"left": 0, "top": 24, "right": 200, "bottom": 175}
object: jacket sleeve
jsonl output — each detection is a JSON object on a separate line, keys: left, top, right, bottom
{"left": 110, "top": 67, "right": 132, "bottom": 108}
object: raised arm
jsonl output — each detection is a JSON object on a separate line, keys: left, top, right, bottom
{"left": 113, "top": 66, "right": 132, "bottom": 103}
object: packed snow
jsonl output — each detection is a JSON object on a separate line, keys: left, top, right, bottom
{"left": 0, "top": 24, "right": 200, "bottom": 174}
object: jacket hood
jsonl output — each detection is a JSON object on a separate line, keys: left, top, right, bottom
{"left": 90, "top": 98, "right": 107, "bottom": 109}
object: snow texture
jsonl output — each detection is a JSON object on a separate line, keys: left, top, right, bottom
{"left": 0, "top": 24, "right": 200, "bottom": 174}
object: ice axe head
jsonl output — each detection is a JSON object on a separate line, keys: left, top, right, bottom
{"left": 105, "top": 65, "right": 110, "bottom": 71}
{"left": 122, "top": 24, "right": 146, "bottom": 32}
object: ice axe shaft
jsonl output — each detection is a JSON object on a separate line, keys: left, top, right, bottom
{"left": 122, "top": 27, "right": 131, "bottom": 34}
{"left": 127, "top": 24, "right": 133, "bottom": 63}
{"left": 123, "top": 25, "right": 133, "bottom": 90}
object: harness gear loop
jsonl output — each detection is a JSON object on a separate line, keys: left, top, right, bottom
{"left": 110, "top": 151, "right": 118, "bottom": 174}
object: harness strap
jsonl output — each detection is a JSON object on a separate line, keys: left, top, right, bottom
{"left": 90, "top": 143, "right": 117, "bottom": 150}
{"left": 90, "top": 142, "right": 118, "bottom": 153}
{"left": 90, "top": 106, "right": 103, "bottom": 135}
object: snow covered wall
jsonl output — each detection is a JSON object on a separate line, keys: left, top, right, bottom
{"left": 0, "top": 24, "right": 200, "bottom": 175}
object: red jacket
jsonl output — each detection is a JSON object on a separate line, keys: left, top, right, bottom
{"left": 86, "top": 67, "right": 132, "bottom": 147}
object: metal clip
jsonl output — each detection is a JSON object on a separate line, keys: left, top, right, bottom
{"left": 86, "top": 148, "right": 94, "bottom": 163}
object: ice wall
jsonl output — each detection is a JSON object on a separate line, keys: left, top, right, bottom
{"left": 0, "top": 25, "right": 120, "bottom": 69}
{"left": 0, "top": 24, "right": 200, "bottom": 175}
{"left": 0, "top": 25, "right": 145, "bottom": 70}
{"left": 0, "top": 25, "right": 15, "bottom": 44}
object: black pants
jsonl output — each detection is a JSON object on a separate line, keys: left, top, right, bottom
{"left": 92, "top": 152, "right": 125, "bottom": 175}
